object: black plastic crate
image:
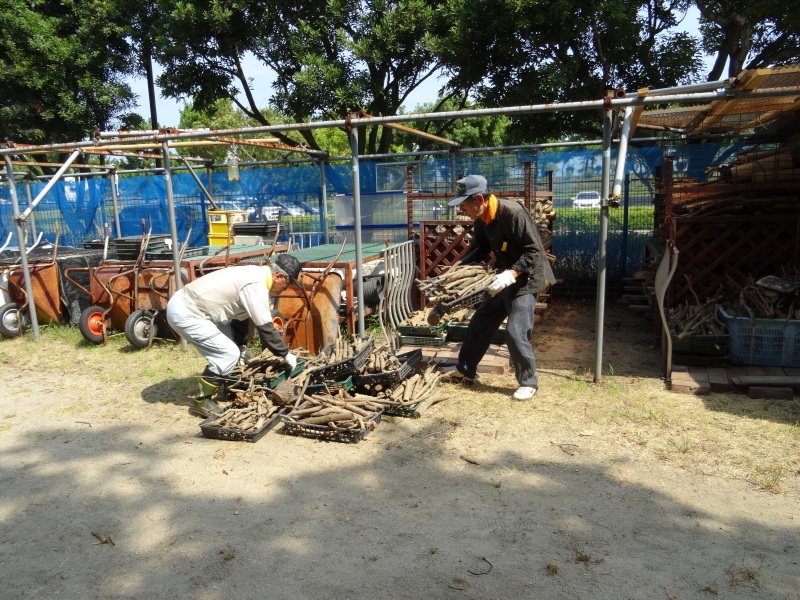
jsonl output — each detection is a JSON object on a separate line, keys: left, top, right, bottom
{"left": 232, "top": 222, "right": 279, "bottom": 235}
{"left": 308, "top": 336, "right": 375, "bottom": 384}
{"left": 353, "top": 349, "right": 422, "bottom": 393}
{"left": 447, "top": 323, "right": 506, "bottom": 344}
{"left": 222, "top": 359, "right": 306, "bottom": 390}
{"left": 112, "top": 235, "right": 170, "bottom": 260}
{"left": 280, "top": 409, "right": 383, "bottom": 443}
{"left": 381, "top": 378, "right": 441, "bottom": 418}
{"left": 306, "top": 375, "right": 354, "bottom": 394}
{"left": 146, "top": 246, "right": 208, "bottom": 260}
{"left": 395, "top": 320, "right": 449, "bottom": 337}
{"left": 436, "top": 286, "right": 488, "bottom": 313}
{"left": 199, "top": 405, "right": 290, "bottom": 442}
{"left": 671, "top": 333, "right": 730, "bottom": 357}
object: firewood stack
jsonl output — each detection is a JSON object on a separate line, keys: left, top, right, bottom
{"left": 669, "top": 141, "right": 800, "bottom": 217}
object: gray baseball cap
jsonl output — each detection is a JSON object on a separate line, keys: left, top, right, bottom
{"left": 272, "top": 253, "right": 302, "bottom": 289}
{"left": 448, "top": 174, "right": 488, "bottom": 207}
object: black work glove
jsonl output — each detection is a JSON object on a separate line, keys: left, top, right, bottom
{"left": 256, "top": 322, "right": 289, "bottom": 357}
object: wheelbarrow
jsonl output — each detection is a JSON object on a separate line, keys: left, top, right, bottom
{"left": 0, "top": 234, "right": 63, "bottom": 338}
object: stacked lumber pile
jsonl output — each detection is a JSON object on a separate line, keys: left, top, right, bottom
{"left": 669, "top": 142, "right": 800, "bottom": 217}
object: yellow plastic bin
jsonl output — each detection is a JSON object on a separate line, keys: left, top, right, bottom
{"left": 207, "top": 210, "right": 247, "bottom": 244}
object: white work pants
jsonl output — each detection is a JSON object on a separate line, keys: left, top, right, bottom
{"left": 166, "top": 289, "right": 239, "bottom": 376}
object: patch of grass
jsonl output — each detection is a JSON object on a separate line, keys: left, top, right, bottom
{"left": 546, "top": 562, "right": 559, "bottom": 575}
{"left": 746, "top": 461, "right": 788, "bottom": 494}
{"left": 219, "top": 547, "right": 236, "bottom": 562}
{"left": 669, "top": 436, "right": 693, "bottom": 454}
{"left": 570, "top": 539, "right": 592, "bottom": 563}
{"left": 725, "top": 565, "right": 759, "bottom": 587}
{"left": 0, "top": 422, "right": 12, "bottom": 432}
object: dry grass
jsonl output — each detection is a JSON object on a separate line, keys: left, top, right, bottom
{"left": 1, "top": 301, "right": 798, "bottom": 496}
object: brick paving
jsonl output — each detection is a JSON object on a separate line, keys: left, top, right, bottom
{"left": 400, "top": 340, "right": 511, "bottom": 374}
{"left": 670, "top": 364, "right": 800, "bottom": 397}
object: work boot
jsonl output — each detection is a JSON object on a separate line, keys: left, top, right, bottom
{"left": 192, "top": 395, "right": 220, "bottom": 419}
{"left": 191, "top": 368, "right": 222, "bottom": 418}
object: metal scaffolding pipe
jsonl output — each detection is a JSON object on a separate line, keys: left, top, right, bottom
{"left": 593, "top": 104, "right": 614, "bottom": 383}
{"left": 180, "top": 157, "right": 218, "bottom": 210}
{"left": 15, "top": 149, "right": 81, "bottom": 223}
{"left": 349, "top": 121, "right": 366, "bottom": 338}
{"left": 3, "top": 155, "right": 41, "bottom": 340}
{"left": 110, "top": 170, "right": 121, "bottom": 238}
{"left": 625, "top": 77, "right": 738, "bottom": 98}
{"left": 161, "top": 142, "right": 187, "bottom": 351}
{"left": 319, "top": 160, "right": 329, "bottom": 242}
{"left": 612, "top": 107, "right": 634, "bottom": 198}
{"left": 77, "top": 86, "right": 800, "bottom": 148}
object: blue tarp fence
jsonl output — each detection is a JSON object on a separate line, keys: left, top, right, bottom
{"left": 0, "top": 142, "right": 743, "bottom": 280}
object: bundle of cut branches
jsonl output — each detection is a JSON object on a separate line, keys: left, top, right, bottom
{"left": 724, "top": 268, "right": 800, "bottom": 320}
{"left": 285, "top": 389, "right": 383, "bottom": 431}
{"left": 290, "top": 334, "right": 375, "bottom": 392}
{"left": 365, "top": 364, "right": 441, "bottom": 412}
{"left": 359, "top": 344, "right": 402, "bottom": 375}
{"left": 416, "top": 264, "right": 496, "bottom": 303}
{"left": 668, "top": 280, "right": 726, "bottom": 339}
{"left": 204, "top": 385, "right": 282, "bottom": 431}
{"left": 230, "top": 347, "right": 292, "bottom": 380}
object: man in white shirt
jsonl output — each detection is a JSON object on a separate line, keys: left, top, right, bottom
{"left": 166, "top": 253, "right": 302, "bottom": 417}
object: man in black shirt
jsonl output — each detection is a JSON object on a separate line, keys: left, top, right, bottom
{"left": 441, "top": 174, "right": 554, "bottom": 400}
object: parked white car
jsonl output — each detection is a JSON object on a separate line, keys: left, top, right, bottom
{"left": 571, "top": 191, "right": 602, "bottom": 208}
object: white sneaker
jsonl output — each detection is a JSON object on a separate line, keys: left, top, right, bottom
{"left": 513, "top": 386, "right": 537, "bottom": 401}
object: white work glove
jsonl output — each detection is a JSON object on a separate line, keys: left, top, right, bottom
{"left": 487, "top": 270, "right": 517, "bottom": 296}
{"left": 284, "top": 351, "right": 298, "bottom": 371}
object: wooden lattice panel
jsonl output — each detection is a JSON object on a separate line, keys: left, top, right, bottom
{"left": 419, "top": 220, "right": 477, "bottom": 279}
{"left": 669, "top": 215, "right": 800, "bottom": 306}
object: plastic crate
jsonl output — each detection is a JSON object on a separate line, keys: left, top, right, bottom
{"left": 436, "top": 287, "right": 488, "bottom": 313}
{"left": 112, "top": 235, "right": 169, "bottom": 260}
{"left": 146, "top": 246, "right": 208, "bottom": 260}
{"left": 280, "top": 409, "right": 383, "bottom": 443}
{"left": 223, "top": 359, "right": 306, "bottom": 390}
{"left": 306, "top": 375, "right": 355, "bottom": 394}
{"left": 353, "top": 349, "right": 423, "bottom": 393}
{"left": 719, "top": 307, "right": 800, "bottom": 367}
{"left": 199, "top": 405, "right": 290, "bottom": 442}
{"left": 446, "top": 323, "right": 506, "bottom": 344}
{"left": 308, "top": 337, "right": 374, "bottom": 384}
{"left": 671, "top": 333, "right": 730, "bottom": 357}
{"left": 381, "top": 378, "right": 441, "bottom": 418}
{"left": 395, "top": 320, "right": 449, "bottom": 337}
{"left": 400, "top": 333, "right": 448, "bottom": 346}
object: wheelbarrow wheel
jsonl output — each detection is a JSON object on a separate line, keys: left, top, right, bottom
{"left": 79, "top": 305, "right": 109, "bottom": 344}
{"left": 125, "top": 309, "right": 158, "bottom": 349}
{"left": 0, "top": 302, "right": 29, "bottom": 338}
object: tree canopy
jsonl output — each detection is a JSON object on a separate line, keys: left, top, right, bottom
{"left": 0, "top": 0, "right": 138, "bottom": 143}
{"left": 1, "top": 0, "right": 798, "bottom": 150}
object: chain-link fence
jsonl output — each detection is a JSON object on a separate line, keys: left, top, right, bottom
{"left": 0, "top": 141, "right": 741, "bottom": 284}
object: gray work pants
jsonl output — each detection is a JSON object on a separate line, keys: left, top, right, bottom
{"left": 456, "top": 291, "right": 538, "bottom": 388}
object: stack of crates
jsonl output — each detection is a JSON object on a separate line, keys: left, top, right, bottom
{"left": 396, "top": 318, "right": 450, "bottom": 347}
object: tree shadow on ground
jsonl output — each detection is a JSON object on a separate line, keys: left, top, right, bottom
{"left": 1, "top": 417, "right": 795, "bottom": 599}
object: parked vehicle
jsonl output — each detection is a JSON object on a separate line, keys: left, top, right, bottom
{"left": 571, "top": 191, "right": 602, "bottom": 208}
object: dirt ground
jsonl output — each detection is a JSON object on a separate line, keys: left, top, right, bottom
{"left": 1, "top": 299, "right": 798, "bottom": 600}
